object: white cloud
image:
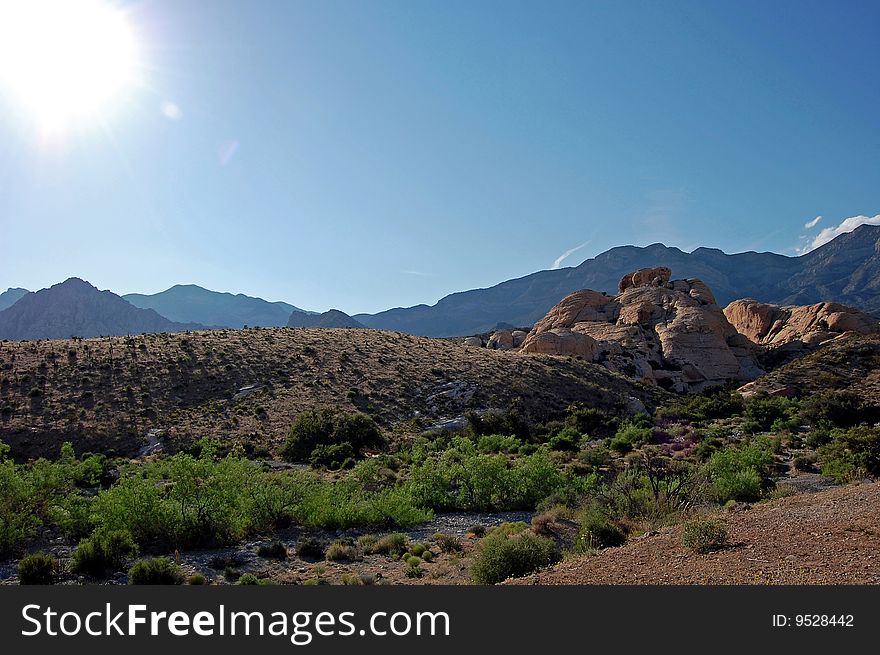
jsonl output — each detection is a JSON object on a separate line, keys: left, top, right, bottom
{"left": 552, "top": 240, "right": 591, "bottom": 270}
{"left": 160, "top": 101, "right": 183, "bottom": 121}
{"left": 804, "top": 215, "right": 822, "bottom": 230}
{"left": 400, "top": 270, "right": 432, "bottom": 277}
{"left": 797, "top": 214, "right": 880, "bottom": 254}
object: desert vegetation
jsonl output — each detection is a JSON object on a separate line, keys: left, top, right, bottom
{"left": 1, "top": 377, "right": 878, "bottom": 584}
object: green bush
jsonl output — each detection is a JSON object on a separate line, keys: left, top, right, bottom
{"left": 309, "top": 443, "right": 356, "bottom": 470}
{"left": 608, "top": 423, "right": 653, "bottom": 454}
{"left": 476, "top": 434, "right": 522, "bottom": 454}
{"left": 281, "top": 409, "right": 384, "bottom": 462}
{"left": 548, "top": 427, "right": 581, "bottom": 452}
{"left": 564, "top": 404, "right": 620, "bottom": 438}
{"left": 18, "top": 553, "right": 57, "bottom": 585}
{"left": 237, "top": 573, "right": 267, "bottom": 585}
{"left": 471, "top": 531, "right": 557, "bottom": 584}
{"left": 818, "top": 426, "right": 880, "bottom": 482}
{"left": 682, "top": 518, "right": 728, "bottom": 553}
{"left": 744, "top": 394, "right": 796, "bottom": 433}
{"left": 187, "top": 573, "right": 206, "bottom": 585}
{"left": 576, "top": 506, "right": 626, "bottom": 551}
{"left": 70, "top": 529, "right": 139, "bottom": 577}
{"left": 0, "top": 459, "right": 41, "bottom": 556}
{"left": 656, "top": 389, "right": 744, "bottom": 423}
{"left": 708, "top": 441, "right": 774, "bottom": 502}
{"left": 128, "top": 557, "right": 184, "bottom": 585}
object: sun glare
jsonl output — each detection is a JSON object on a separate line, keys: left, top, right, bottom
{"left": 0, "top": 0, "right": 141, "bottom": 135}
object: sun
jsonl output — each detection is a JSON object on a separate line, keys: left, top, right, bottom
{"left": 0, "top": 0, "right": 141, "bottom": 135}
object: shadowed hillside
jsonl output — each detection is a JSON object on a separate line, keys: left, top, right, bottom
{"left": 0, "top": 326, "right": 663, "bottom": 460}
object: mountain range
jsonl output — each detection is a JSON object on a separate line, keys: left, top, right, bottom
{"left": 2, "top": 224, "right": 880, "bottom": 340}
{"left": 0, "top": 278, "right": 201, "bottom": 340}
{"left": 355, "top": 224, "right": 880, "bottom": 336}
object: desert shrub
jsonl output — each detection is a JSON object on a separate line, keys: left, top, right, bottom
{"left": 548, "top": 426, "right": 581, "bottom": 452}
{"left": 656, "top": 388, "right": 744, "bottom": 423}
{"left": 70, "top": 529, "right": 139, "bottom": 577}
{"left": 256, "top": 541, "right": 287, "bottom": 559}
{"left": 793, "top": 453, "right": 817, "bottom": 472}
{"left": 326, "top": 540, "right": 359, "bottom": 561}
{"left": 309, "top": 443, "right": 357, "bottom": 470}
{"left": 18, "top": 553, "right": 57, "bottom": 585}
{"left": 564, "top": 404, "right": 620, "bottom": 438}
{"left": 372, "top": 533, "right": 408, "bottom": 558}
{"left": 409, "top": 543, "right": 427, "bottom": 557}
{"left": 356, "top": 534, "right": 378, "bottom": 553}
{"left": 128, "top": 557, "right": 184, "bottom": 585}
{"left": 476, "top": 434, "right": 521, "bottom": 454}
{"left": 682, "top": 518, "right": 728, "bottom": 553}
{"left": 432, "top": 533, "right": 462, "bottom": 553}
{"left": 405, "top": 562, "right": 423, "bottom": 578}
{"left": 608, "top": 423, "right": 653, "bottom": 454}
{"left": 576, "top": 445, "right": 612, "bottom": 471}
{"left": 743, "top": 394, "right": 797, "bottom": 433}
{"left": 406, "top": 438, "right": 593, "bottom": 512}
{"left": 799, "top": 391, "right": 880, "bottom": 429}
{"left": 471, "top": 531, "right": 557, "bottom": 584}
{"left": 708, "top": 441, "right": 774, "bottom": 502}
{"left": 237, "top": 573, "right": 268, "bottom": 585}
{"left": 818, "top": 426, "right": 880, "bottom": 482}
{"left": 405, "top": 555, "right": 422, "bottom": 567}
{"left": 466, "top": 406, "right": 530, "bottom": 440}
{"left": 294, "top": 479, "right": 431, "bottom": 529}
{"left": 0, "top": 459, "right": 40, "bottom": 556}
{"left": 296, "top": 538, "right": 325, "bottom": 560}
{"left": 187, "top": 573, "right": 206, "bottom": 585}
{"left": 281, "top": 409, "right": 384, "bottom": 462}
{"left": 576, "top": 505, "right": 626, "bottom": 551}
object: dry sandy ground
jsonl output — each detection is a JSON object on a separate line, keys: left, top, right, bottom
{"left": 511, "top": 481, "right": 880, "bottom": 585}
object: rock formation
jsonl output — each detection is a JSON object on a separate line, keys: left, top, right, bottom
{"left": 723, "top": 299, "right": 880, "bottom": 347}
{"left": 520, "top": 268, "right": 763, "bottom": 392}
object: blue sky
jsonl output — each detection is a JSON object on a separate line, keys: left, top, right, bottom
{"left": 1, "top": 0, "right": 878, "bottom": 313}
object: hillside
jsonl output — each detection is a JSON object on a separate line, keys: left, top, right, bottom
{"left": 355, "top": 225, "right": 880, "bottom": 337}
{"left": 511, "top": 482, "right": 880, "bottom": 585}
{"left": 0, "top": 278, "right": 202, "bottom": 340}
{"left": 124, "top": 284, "right": 308, "bottom": 328}
{"left": 739, "top": 333, "right": 880, "bottom": 405}
{"left": 0, "top": 326, "right": 662, "bottom": 460}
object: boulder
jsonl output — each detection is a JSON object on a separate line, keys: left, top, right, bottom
{"left": 520, "top": 270, "right": 763, "bottom": 392}
{"left": 487, "top": 330, "right": 515, "bottom": 350}
{"left": 724, "top": 299, "right": 879, "bottom": 347}
{"left": 618, "top": 267, "right": 672, "bottom": 293}
{"left": 511, "top": 330, "right": 529, "bottom": 347}
{"left": 519, "top": 328, "right": 598, "bottom": 359}
{"left": 462, "top": 336, "right": 483, "bottom": 347}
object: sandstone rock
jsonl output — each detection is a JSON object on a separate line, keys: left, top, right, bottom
{"left": 462, "top": 336, "right": 483, "bottom": 347}
{"left": 487, "top": 330, "right": 515, "bottom": 350}
{"left": 519, "top": 327, "right": 598, "bottom": 359}
{"left": 724, "top": 299, "right": 880, "bottom": 347}
{"left": 618, "top": 267, "right": 672, "bottom": 293}
{"left": 511, "top": 330, "right": 529, "bottom": 347}
{"left": 520, "top": 270, "right": 763, "bottom": 392}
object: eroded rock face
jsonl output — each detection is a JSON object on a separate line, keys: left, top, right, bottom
{"left": 723, "top": 299, "right": 880, "bottom": 347}
{"left": 487, "top": 330, "right": 515, "bottom": 350}
{"left": 618, "top": 267, "right": 672, "bottom": 294}
{"left": 520, "top": 270, "right": 763, "bottom": 392}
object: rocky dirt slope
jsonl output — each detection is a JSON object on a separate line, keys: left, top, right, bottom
{"left": 0, "top": 326, "right": 663, "bottom": 460}
{"left": 511, "top": 481, "right": 880, "bottom": 585}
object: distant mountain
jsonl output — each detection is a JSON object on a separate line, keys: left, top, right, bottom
{"left": 0, "top": 278, "right": 203, "bottom": 340}
{"left": 287, "top": 308, "right": 365, "bottom": 329}
{"left": 123, "top": 284, "right": 311, "bottom": 328}
{"left": 354, "top": 225, "right": 880, "bottom": 337}
{"left": 0, "top": 287, "right": 30, "bottom": 311}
